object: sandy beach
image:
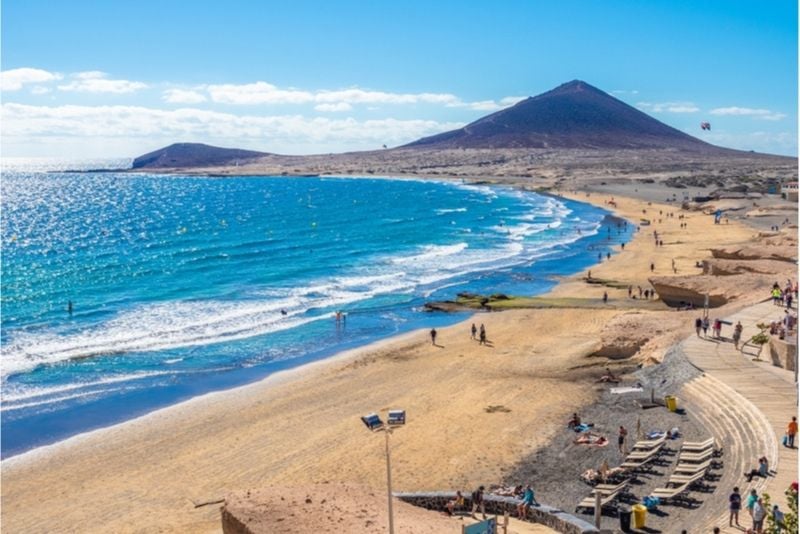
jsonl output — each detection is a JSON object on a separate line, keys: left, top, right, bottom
{"left": 1, "top": 186, "right": 793, "bottom": 533}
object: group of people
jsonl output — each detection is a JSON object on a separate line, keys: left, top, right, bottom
{"left": 470, "top": 323, "right": 487, "bottom": 345}
{"left": 627, "top": 285, "right": 655, "bottom": 300}
{"left": 771, "top": 281, "right": 797, "bottom": 309}
{"left": 445, "top": 484, "right": 540, "bottom": 521}
{"left": 728, "top": 486, "right": 785, "bottom": 533}
{"left": 445, "top": 484, "right": 539, "bottom": 520}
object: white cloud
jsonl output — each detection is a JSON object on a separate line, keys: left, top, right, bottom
{"left": 709, "top": 106, "right": 786, "bottom": 121}
{"left": 207, "top": 81, "right": 314, "bottom": 104}
{"left": 636, "top": 101, "right": 700, "bottom": 113}
{"left": 205, "top": 80, "right": 521, "bottom": 111}
{"left": 499, "top": 96, "right": 527, "bottom": 106}
{"left": 30, "top": 86, "right": 52, "bottom": 95}
{"left": 1, "top": 103, "right": 463, "bottom": 151}
{"left": 163, "top": 88, "right": 207, "bottom": 104}
{"left": 1, "top": 68, "right": 62, "bottom": 91}
{"left": 314, "top": 102, "right": 352, "bottom": 112}
{"left": 58, "top": 71, "right": 148, "bottom": 94}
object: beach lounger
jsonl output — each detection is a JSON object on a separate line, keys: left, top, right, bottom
{"left": 680, "top": 437, "right": 716, "bottom": 453}
{"left": 576, "top": 487, "right": 623, "bottom": 513}
{"left": 678, "top": 449, "right": 714, "bottom": 463}
{"left": 632, "top": 434, "right": 667, "bottom": 451}
{"left": 667, "top": 470, "right": 709, "bottom": 487}
{"left": 592, "top": 479, "right": 630, "bottom": 495}
{"left": 650, "top": 481, "right": 697, "bottom": 505}
{"left": 620, "top": 455, "right": 657, "bottom": 472}
{"left": 625, "top": 443, "right": 664, "bottom": 461}
{"left": 673, "top": 459, "right": 713, "bottom": 475}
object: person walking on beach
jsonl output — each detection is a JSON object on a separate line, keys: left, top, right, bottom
{"left": 702, "top": 316, "right": 710, "bottom": 337}
{"left": 753, "top": 497, "right": 766, "bottom": 533}
{"left": 430, "top": 328, "right": 437, "bottom": 345}
{"left": 746, "top": 489, "right": 758, "bottom": 519}
{"left": 650, "top": 262, "right": 655, "bottom": 272}
{"left": 786, "top": 416, "right": 797, "bottom": 448}
{"left": 628, "top": 286, "right": 632, "bottom": 298}
{"left": 479, "top": 325, "right": 487, "bottom": 345}
{"left": 470, "top": 485, "right": 486, "bottom": 519}
{"left": 695, "top": 317, "right": 703, "bottom": 337}
{"left": 713, "top": 318, "right": 722, "bottom": 339}
{"left": 471, "top": 323, "right": 477, "bottom": 340}
{"left": 618, "top": 425, "right": 628, "bottom": 454}
{"left": 729, "top": 487, "right": 742, "bottom": 527}
{"left": 733, "top": 321, "right": 743, "bottom": 349}
{"left": 602, "top": 291, "right": 608, "bottom": 304}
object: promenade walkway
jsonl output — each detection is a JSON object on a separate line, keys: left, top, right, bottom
{"left": 680, "top": 300, "right": 797, "bottom": 532}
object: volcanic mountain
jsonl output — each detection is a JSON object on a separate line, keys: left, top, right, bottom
{"left": 131, "top": 143, "right": 268, "bottom": 169}
{"left": 404, "top": 80, "right": 716, "bottom": 152}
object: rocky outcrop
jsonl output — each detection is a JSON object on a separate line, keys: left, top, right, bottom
{"left": 710, "top": 245, "right": 797, "bottom": 263}
{"left": 702, "top": 258, "right": 796, "bottom": 277}
{"left": 648, "top": 276, "right": 729, "bottom": 308}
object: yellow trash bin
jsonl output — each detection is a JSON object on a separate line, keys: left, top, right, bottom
{"left": 632, "top": 504, "right": 647, "bottom": 529}
{"left": 665, "top": 395, "right": 677, "bottom": 412}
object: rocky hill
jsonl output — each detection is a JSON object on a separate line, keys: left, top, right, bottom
{"left": 132, "top": 143, "right": 268, "bottom": 169}
{"left": 404, "top": 80, "right": 720, "bottom": 151}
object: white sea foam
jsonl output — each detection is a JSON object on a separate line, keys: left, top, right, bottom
{"left": 435, "top": 207, "right": 467, "bottom": 215}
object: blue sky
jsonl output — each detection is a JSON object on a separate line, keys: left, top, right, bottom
{"left": 1, "top": 0, "right": 797, "bottom": 158}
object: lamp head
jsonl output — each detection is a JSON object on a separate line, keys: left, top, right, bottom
{"left": 361, "top": 413, "right": 383, "bottom": 431}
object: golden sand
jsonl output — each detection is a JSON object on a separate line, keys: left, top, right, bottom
{"left": 0, "top": 193, "right": 762, "bottom": 533}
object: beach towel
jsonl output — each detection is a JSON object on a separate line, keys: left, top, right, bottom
{"left": 575, "top": 423, "right": 594, "bottom": 433}
{"left": 610, "top": 386, "right": 644, "bottom": 394}
{"left": 643, "top": 496, "right": 660, "bottom": 509}
{"left": 646, "top": 430, "right": 665, "bottom": 440}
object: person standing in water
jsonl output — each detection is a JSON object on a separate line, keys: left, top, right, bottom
{"left": 68, "top": 300, "right": 73, "bottom": 315}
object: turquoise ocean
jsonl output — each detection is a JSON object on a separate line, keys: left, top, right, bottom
{"left": 1, "top": 159, "right": 632, "bottom": 457}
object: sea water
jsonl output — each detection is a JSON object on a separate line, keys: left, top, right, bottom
{"left": 1, "top": 163, "right": 633, "bottom": 457}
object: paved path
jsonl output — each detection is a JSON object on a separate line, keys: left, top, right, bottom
{"left": 681, "top": 300, "right": 797, "bottom": 532}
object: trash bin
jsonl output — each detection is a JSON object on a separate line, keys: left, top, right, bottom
{"left": 665, "top": 395, "right": 678, "bottom": 412}
{"left": 632, "top": 503, "right": 647, "bottom": 529}
{"left": 618, "top": 505, "right": 632, "bottom": 532}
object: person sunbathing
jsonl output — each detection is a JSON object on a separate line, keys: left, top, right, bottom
{"left": 597, "top": 368, "right": 620, "bottom": 383}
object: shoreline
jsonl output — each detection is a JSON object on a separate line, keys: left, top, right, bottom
{"left": 1, "top": 180, "right": 627, "bottom": 460}
{"left": 2, "top": 179, "right": 794, "bottom": 533}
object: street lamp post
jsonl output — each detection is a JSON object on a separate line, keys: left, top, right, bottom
{"left": 362, "top": 409, "right": 406, "bottom": 534}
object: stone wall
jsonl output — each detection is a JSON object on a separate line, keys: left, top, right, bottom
{"left": 769, "top": 337, "right": 797, "bottom": 371}
{"left": 394, "top": 491, "right": 600, "bottom": 534}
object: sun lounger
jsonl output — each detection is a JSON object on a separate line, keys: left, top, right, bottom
{"left": 632, "top": 434, "right": 667, "bottom": 451}
{"left": 576, "top": 487, "right": 623, "bottom": 513}
{"left": 650, "top": 481, "right": 696, "bottom": 505}
{"left": 667, "top": 470, "right": 709, "bottom": 487}
{"left": 620, "top": 455, "right": 657, "bottom": 471}
{"left": 680, "top": 437, "right": 715, "bottom": 453}
{"left": 625, "top": 443, "right": 664, "bottom": 461}
{"left": 678, "top": 449, "right": 714, "bottom": 463}
{"left": 673, "top": 459, "right": 712, "bottom": 474}
{"left": 592, "top": 479, "right": 630, "bottom": 495}
{"left": 651, "top": 471, "right": 708, "bottom": 505}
